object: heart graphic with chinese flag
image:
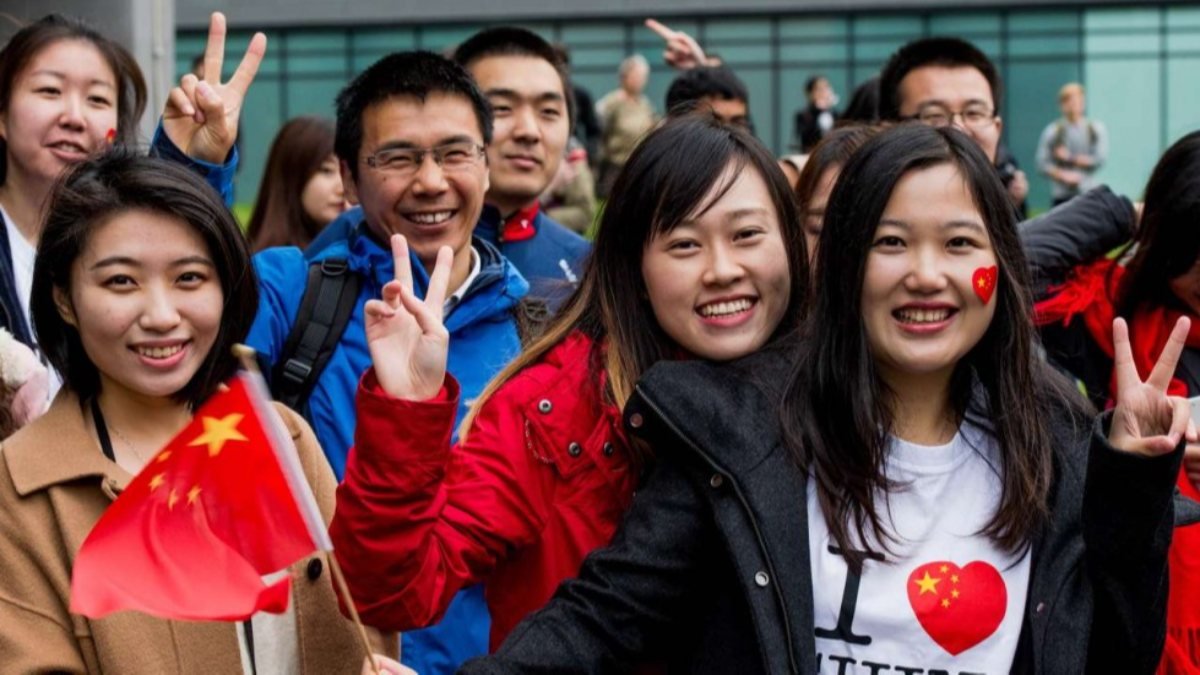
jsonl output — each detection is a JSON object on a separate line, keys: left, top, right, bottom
{"left": 972, "top": 266, "right": 998, "bottom": 304}
{"left": 907, "top": 560, "right": 1006, "bottom": 656}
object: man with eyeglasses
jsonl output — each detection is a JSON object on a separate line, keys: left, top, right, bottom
{"left": 878, "top": 37, "right": 1136, "bottom": 298}
{"left": 878, "top": 36, "right": 1030, "bottom": 211}
{"left": 246, "top": 52, "right": 532, "bottom": 674}
{"left": 247, "top": 50, "right": 527, "bottom": 479}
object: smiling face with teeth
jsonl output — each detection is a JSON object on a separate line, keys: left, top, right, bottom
{"left": 861, "top": 162, "right": 998, "bottom": 385}
{"left": 1, "top": 39, "right": 117, "bottom": 191}
{"left": 55, "top": 209, "right": 223, "bottom": 403}
{"left": 641, "top": 162, "right": 791, "bottom": 362}
{"left": 343, "top": 93, "right": 489, "bottom": 293}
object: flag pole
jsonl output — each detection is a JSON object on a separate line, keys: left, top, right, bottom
{"left": 232, "top": 345, "right": 383, "bottom": 675}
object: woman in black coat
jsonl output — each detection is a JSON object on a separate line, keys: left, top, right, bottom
{"left": 461, "top": 125, "right": 1191, "bottom": 675}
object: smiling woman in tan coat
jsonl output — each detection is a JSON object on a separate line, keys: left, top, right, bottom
{"left": 0, "top": 151, "right": 392, "bottom": 674}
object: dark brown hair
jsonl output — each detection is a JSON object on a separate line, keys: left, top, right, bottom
{"left": 794, "top": 125, "right": 880, "bottom": 220}
{"left": 246, "top": 116, "right": 337, "bottom": 252}
{"left": 31, "top": 148, "right": 257, "bottom": 408}
{"left": 0, "top": 14, "right": 147, "bottom": 185}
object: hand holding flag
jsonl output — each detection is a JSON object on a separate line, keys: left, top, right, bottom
{"left": 70, "top": 370, "right": 330, "bottom": 620}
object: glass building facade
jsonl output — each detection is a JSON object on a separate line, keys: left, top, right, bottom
{"left": 177, "top": 3, "right": 1200, "bottom": 211}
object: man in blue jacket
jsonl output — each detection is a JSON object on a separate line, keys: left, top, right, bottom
{"left": 246, "top": 52, "right": 526, "bottom": 675}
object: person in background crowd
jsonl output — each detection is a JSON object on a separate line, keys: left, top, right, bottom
{"left": 453, "top": 27, "right": 591, "bottom": 305}
{"left": 994, "top": 141, "right": 1029, "bottom": 218}
{"left": 1033, "top": 130, "right": 1200, "bottom": 674}
{"left": 878, "top": 37, "right": 1029, "bottom": 212}
{"left": 0, "top": 149, "right": 393, "bottom": 674}
{"left": 1036, "top": 82, "right": 1108, "bottom": 207}
{"left": 540, "top": 137, "right": 597, "bottom": 235}
{"left": 247, "top": 51, "right": 528, "bottom": 675}
{"left": 793, "top": 125, "right": 880, "bottom": 256}
{"left": 553, "top": 43, "right": 601, "bottom": 165}
{"left": 0, "top": 12, "right": 247, "bottom": 395}
{"left": 664, "top": 65, "right": 750, "bottom": 129}
{"left": 840, "top": 76, "right": 880, "bottom": 125}
{"left": 793, "top": 75, "right": 838, "bottom": 152}
{"left": 461, "top": 122, "right": 1190, "bottom": 675}
{"left": 330, "top": 113, "right": 808, "bottom": 662}
{"left": 246, "top": 116, "right": 345, "bottom": 252}
{"left": 595, "top": 54, "right": 655, "bottom": 197}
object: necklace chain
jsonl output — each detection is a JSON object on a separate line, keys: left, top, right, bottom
{"left": 101, "top": 407, "right": 155, "bottom": 465}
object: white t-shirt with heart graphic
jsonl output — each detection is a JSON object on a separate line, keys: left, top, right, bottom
{"left": 807, "top": 423, "right": 1031, "bottom": 675}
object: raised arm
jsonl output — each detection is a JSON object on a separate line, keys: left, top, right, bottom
{"left": 1086, "top": 317, "right": 1192, "bottom": 671}
{"left": 329, "top": 236, "right": 548, "bottom": 630}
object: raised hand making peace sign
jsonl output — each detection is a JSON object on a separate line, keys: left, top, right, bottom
{"left": 1109, "top": 316, "right": 1196, "bottom": 456}
{"left": 162, "top": 12, "right": 265, "bottom": 164}
{"left": 365, "top": 235, "right": 454, "bottom": 402}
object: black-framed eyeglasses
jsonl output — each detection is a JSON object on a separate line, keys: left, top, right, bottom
{"left": 908, "top": 103, "right": 996, "bottom": 129}
{"left": 363, "top": 141, "right": 486, "bottom": 175}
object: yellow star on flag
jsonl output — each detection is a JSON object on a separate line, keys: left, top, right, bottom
{"left": 188, "top": 414, "right": 248, "bottom": 457}
{"left": 148, "top": 473, "right": 166, "bottom": 492}
{"left": 187, "top": 485, "right": 202, "bottom": 506}
{"left": 167, "top": 488, "right": 180, "bottom": 510}
{"left": 914, "top": 571, "right": 942, "bottom": 595}
{"left": 155, "top": 450, "right": 172, "bottom": 463}
{"left": 941, "top": 598, "right": 951, "bottom": 608}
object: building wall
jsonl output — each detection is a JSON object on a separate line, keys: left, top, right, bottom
{"left": 175, "top": 4, "right": 1200, "bottom": 211}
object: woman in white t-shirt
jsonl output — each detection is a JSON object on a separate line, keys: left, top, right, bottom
{"left": 461, "top": 123, "right": 1193, "bottom": 674}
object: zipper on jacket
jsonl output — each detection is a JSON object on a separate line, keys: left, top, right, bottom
{"left": 635, "top": 387, "right": 801, "bottom": 675}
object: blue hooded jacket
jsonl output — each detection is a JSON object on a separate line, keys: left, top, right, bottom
{"left": 246, "top": 206, "right": 528, "bottom": 675}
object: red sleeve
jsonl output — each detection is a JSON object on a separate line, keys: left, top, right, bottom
{"left": 330, "top": 367, "right": 549, "bottom": 631}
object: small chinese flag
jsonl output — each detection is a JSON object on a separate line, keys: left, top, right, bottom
{"left": 70, "top": 372, "right": 332, "bottom": 621}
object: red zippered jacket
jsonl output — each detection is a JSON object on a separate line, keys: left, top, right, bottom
{"left": 330, "top": 332, "right": 638, "bottom": 648}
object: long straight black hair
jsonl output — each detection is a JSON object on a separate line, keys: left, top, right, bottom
{"left": 781, "top": 123, "right": 1083, "bottom": 572}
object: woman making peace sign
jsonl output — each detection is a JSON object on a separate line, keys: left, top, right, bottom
{"left": 462, "top": 124, "right": 1192, "bottom": 674}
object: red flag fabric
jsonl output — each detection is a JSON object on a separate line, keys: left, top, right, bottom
{"left": 70, "top": 374, "right": 319, "bottom": 621}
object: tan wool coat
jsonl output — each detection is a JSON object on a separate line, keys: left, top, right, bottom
{"left": 0, "top": 391, "right": 394, "bottom": 674}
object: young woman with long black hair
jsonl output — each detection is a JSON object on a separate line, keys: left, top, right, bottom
{"left": 461, "top": 123, "right": 1191, "bottom": 674}
{"left": 329, "top": 113, "right": 807, "bottom": 655}
{"left": 1035, "top": 130, "right": 1200, "bottom": 673}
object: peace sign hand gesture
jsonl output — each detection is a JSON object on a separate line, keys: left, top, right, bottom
{"left": 365, "top": 235, "right": 453, "bottom": 401}
{"left": 1108, "top": 317, "right": 1195, "bottom": 456}
{"left": 162, "top": 12, "right": 265, "bottom": 165}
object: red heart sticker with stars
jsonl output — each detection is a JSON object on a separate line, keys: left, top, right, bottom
{"left": 907, "top": 560, "right": 1007, "bottom": 656}
{"left": 972, "top": 266, "right": 998, "bottom": 304}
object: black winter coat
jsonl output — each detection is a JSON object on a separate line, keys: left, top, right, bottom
{"left": 461, "top": 348, "right": 1182, "bottom": 675}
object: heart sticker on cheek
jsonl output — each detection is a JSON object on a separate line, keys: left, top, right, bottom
{"left": 972, "top": 266, "right": 998, "bottom": 304}
{"left": 105, "top": 128, "right": 116, "bottom": 144}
